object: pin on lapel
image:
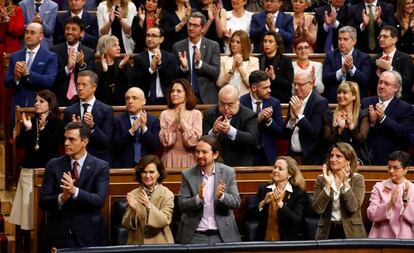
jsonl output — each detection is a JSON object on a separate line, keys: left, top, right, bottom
{"left": 85, "top": 166, "right": 91, "bottom": 170}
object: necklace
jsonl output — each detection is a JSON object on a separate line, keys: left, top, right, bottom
{"left": 144, "top": 183, "right": 157, "bottom": 200}
{"left": 34, "top": 117, "right": 48, "bottom": 151}
{"left": 296, "top": 61, "right": 310, "bottom": 69}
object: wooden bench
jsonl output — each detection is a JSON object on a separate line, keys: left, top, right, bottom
{"left": 32, "top": 166, "right": 414, "bottom": 252}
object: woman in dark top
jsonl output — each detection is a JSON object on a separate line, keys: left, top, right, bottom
{"left": 395, "top": 0, "right": 414, "bottom": 54}
{"left": 258, "top": 30, "right": 294, "bottom": 103}
{"left": 199, "top": 0, "right": 227, "bottom": 53}
{"left": 252, "top": 156, "right": 307, "bottom": 241}
{"left": 95, "top": 34, "right": 131, "bottom": 105}
{"left": 131, "top": 0, "right": 160, "bottom": 53}
{"left": 159, "top": 0, "right": 192, "bottom": 51}
{"left": 323, "top": 81, "right": 371, "bottom": 165}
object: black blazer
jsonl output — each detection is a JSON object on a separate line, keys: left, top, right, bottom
{"left": 252, "top": 183, "right": 307, "bottom": 241}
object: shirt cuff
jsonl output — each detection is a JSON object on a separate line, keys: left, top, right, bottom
{"left": 65, "top": 66, "right": 70, "bottom": 75}
{"left": 336, "top": 69, "right": 344, "bottom": 81}
{"left": 141, "top": 126, "right": 148, "bottom": 134}
{"left": 349, "top": 66, "right": 356, "bottom": 76}
{"left": 72, "top": 187, "right": 79, "bottom": 199}
{"left": 379, "top": 115, "right": 387, "bottom": 123}
{"left": 180, "top": 66, "right": 189, "bottom": 72}
{"left": 196, "top": 194, "right": 203, "bottom": 205}
{"left": 208, "top": 129, "right": 217, "bottom": 136}
{"left": 341, "top": 185, "right": 351, "bottom": 193}
{"left": 148, "top": 67, "right": 155, "bottom": 74}
{"left": 334, "top": 20, "right": 339, "bottom": 28}
{"left": 195, "top": 60, "right": 203, "bottom": 69}
{"left": 218, "top": 193, "right": 225, "bottom": 201}
{"left": 265, "top": 118, "right": 273, "bottom": 127}
{"left": 58, "top": 193, "right": 64, "bottom": 208}
{"left": 227, "top": 126, "right": 237, "bottom": 141}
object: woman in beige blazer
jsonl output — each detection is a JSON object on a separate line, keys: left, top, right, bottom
{"left": 312, "top": 142, "right": 367, "bottom": 239}
{"left": 122, "top": 155, "right": 175, "bottom": 244}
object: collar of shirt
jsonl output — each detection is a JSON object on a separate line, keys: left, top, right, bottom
{"left": 379, "top": 96, "right": 393, "bottom": 109}
{"left": 266, "top": 182, "right": 293, "bottom": 193}
{"left": 70, "top": 152, "right": 87, "bottom": 174}
{"left": 272, "top": 10, "right": 279, "bottom": 21}
{"left": 249, "top": 92, "right": 263, "bottom": 106}
{"left": 27, "top": 44, "right": 41, "bottom": 55}
{"left": 80, "top": 96, "right": 96, "bottom": 108}
{"left": 200, "top": 164, "right": 216, "bottom": 177}
{"left": 189, "top": 38, "right": 202, "bottom": 51}
{"left": 341, "top": 48, "right": 354, "bottom": 58}
{"left": 34, "top": 0, "right": 44, "bottom": 5}
{"left": 71, "top": 10, "right": 84, "bottom": 18}
{"left": 383, "top": 48, "right": 396, "bottom": 59}
{"left": 365, "top": 0, "right": 378, "bottom": 9}
{"left": 67, "top": 42, "right": 80, "bottom": 52}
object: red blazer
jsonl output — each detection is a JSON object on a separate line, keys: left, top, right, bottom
{"left": 0, "top": 6, "right": 24, "bottom": 53}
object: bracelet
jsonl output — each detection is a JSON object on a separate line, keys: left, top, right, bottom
{"left": 228, "top": 70, "right": 234, "bottom": 75}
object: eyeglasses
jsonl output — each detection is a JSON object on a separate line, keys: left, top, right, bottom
{"left": 387, "top": 165, "right": 404, "bottom": 171}
{"left": 264, "top": 0, "right": 280, "bottom": 2}
{"left": 378, "top": 34, "right": 391, "bottom": 39}
{"left": 188, "top": 23, "right": 202, "bottom": 28}
{"left": 296, "top": 46, "right": 310, "bottom": 51}
{"left": 293, "top": 81, "right": 311, "bottom": 87}
{"left": 378, "top": 80, "right": 396, "bottom": 87}
{"left": 146, "top": 33, "right": 161, "bottom": 38}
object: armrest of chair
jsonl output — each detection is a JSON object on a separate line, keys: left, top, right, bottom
{"left": 111, "top": 199, "right": 128, "bottom": 245}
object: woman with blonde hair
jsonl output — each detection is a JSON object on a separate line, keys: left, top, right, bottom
{"left": 251, "top": 156, "right": 307, "bottom": 241}
{"left": 395, "top": 0, "right": 414, "bottom": 53}
{"left": 97, "top": 0, "right": 137, "bottom": 54}
{"left": 323, "top": 81, "right": 370, "bottom": 164}
{"left": 217, "top": 30, "right": 259, "bottom": 96}
{"left": 312, "top": 142, "right": 367, "bottom": 239}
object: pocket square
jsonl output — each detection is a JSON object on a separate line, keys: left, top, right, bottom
{"left": 45, "top": 11, "right": 50, "bottom": 14}
{"left": 38, "top": 62, "right": 45, "bottom": 65}
{"left": 85, "top": 25, "right": 91, "bottom": 29}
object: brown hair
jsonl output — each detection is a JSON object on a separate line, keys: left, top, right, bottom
{"left": 230, "top": 30, "right": 252, "bottom": 61}
{"left": 396, "top": 0, "right": 414, "bottom": 29}
{"left": 36, "top": 90, "right": 59, "bottom": 120}
{"left": 107, "top": 0, "right": 130, "bottom": 18}
{"left": 261, "top": 30, "right": 284, "bottom": 55}
{"left": 276, "top": 156, "right": 306, "bottom": 190}
{"left": 333, "top": 81, "right": 360, "bottom": 128}
{"left": 197, "top": 135, "right": 223, "bottom": 163}
{"left": 166, "top": 79, "right": 197, "bottom": 110}
{"left": 325, "top": 142, "right": 358, "bottom": 176}
{"left": 135, "top": 155, "right": 166, "bottom": 184}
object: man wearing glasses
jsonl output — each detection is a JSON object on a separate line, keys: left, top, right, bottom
{"left": 133, "top": 26, "right": 177, "bottom": 105}
{"left": 284, "top": 70, "right": 329, "bottom": 165}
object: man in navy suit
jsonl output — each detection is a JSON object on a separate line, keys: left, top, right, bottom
{"left": 64, "top": 70, "right": 113, "bottom": 163}
{"left": 240, "top": 70, "right": 283, "bottom": 166}
{"left": 362, "top": 70, "right": 414, "bottom": 165}
{"left": 250, "top": 0, "right": 294, "bottom": 53}
{"left": 284, "top": 70, "right": 329, "bottom": 165}
{"left": 39, "top": 121, "right": 109, "bottom": 250}
{"left": 19, "top": 0, "right": 58, "bottom": 49}
{"left": 112, "top": 87, "right": 160, "bottom": 168}
{"left": 54, "top": 0, "right": 99, "bottom": 49}
{"left": 134, "top": 26, "right": 177, "bottom": 105}
{"left": 322, "top": 26, "right": 371, "bottom": 102}
{"left": 51, "top": 16, "right": 95, "bottom": 106}
{"left": 5, "top": 22, "right": 58, "bottom": 121}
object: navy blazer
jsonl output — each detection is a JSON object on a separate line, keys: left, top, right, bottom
{"left": 284, "top": 91, "right": 329, "bottom": 165}
{"left": 361, "top": 96, "right": 414, "bottom": 165}
{"left": 250, "top": 11, "right": 294, "bottom": 53}
{"left": 53, "top": 11, "right": 99, "bottom": 49}
{"left": 50, "top": 42, "right": 95, "bottom": 106}
{"left": 240, "top": 93, "right": 283, "bottom": 165}
{"left": 133, "top": 50, "right": 177, "bottom": 102}
{"left": 348, "top": 1, "right": 396, "bottom": 53}
{"left": 5, "top": 46, "right": 58, "bottom": 118}
{"left": 64, "top": 100, "right": 113, "bottom": 163}
{"left": 39, "top": 154, "right": 109, "bottom": 249}
{"left": 322, "top": 48, "right": 371, "bottom": 102}
{"left": 112, "top": 112, "right": 160, "bottom": 168}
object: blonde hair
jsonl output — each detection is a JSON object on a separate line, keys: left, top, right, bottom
{"left": 333, "top": 81, "right": 360, "bottom": 128}
{"left": 276, "top": 156, "right": 306, "bottom": 191}
{"left": 96, "top": 34, "right": 119, "bottom": 55}
{"left": 106, "top": 0, "right": 129, "bottom": 18}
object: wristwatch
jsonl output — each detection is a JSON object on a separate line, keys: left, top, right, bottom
{"left": 228, "top": 69, "right": 234, "bottom": 75}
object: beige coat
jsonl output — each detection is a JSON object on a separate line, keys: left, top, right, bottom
{"left": 122, "top": 184, "right": 174, "bottom": 244}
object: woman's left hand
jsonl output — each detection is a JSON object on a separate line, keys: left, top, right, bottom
{"left": 137, "top": 190, "right": 150, "bottom": 209}
{"left": 126, "top": 192, "right": 139, "bottom": 211}
{"left": 119, "top": 54, "right": 129, "bottom": 69}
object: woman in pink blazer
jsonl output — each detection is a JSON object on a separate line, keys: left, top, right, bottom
{"left": 367, "top": 151, "right": 414, "bottom": 239}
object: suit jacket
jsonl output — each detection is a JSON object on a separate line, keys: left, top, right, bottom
{"left": 240, "top": 93, "right": 283, "bottom": 165}
{"left": 176, "top": 162, "right": 241, "bottom": 243}
{"left": 250, "top": 11, "right": 294, "bottom": 53}
{"left": 322, "top": 48, "right": 371, "bottom": 102}
{"left": 133, "top": 50, "right": 177, "bottom": 103}
{"left": 64, "top": 100, "right": 113, "bottom": 162}
{"left": 314, "top": 4, "right": 350, "bottom": 53}
{"left": 122, "top": 184, "right": 175, "bottom": 244}
{"left": 258, "top": 53, "right": 294, "bottom": 103}
{"left": 371, "top": 50, "right": 413, "bottom": 103}
{"left": 112, "top": 112, "right": 160, "bottom": 168}
{"left": 367, "top": 179, "right": 414, "bottom": 239}
{"left": 348, "top": 1, "right": 396, "bottom": 53}
{"left": 173, "top": 37, "right": 220, "bottom": 104}
{"left": 202, "top": 105, "right": 259, "bottom": 166}
{"left": 39, "top": 154, "right": 110, "bottom": 248}
{"left": 361, "top": 96, "right": 414, "bottom": 165}
{"left": 53, "top": 10, "right": 99, "bottom": 49}
{"left": 284, "top": 91, "right": 329, "bottom": 165}
{"left": 19, "top": 0, "right": 58, "bottom": 49}
{"left": 50, "top": 42, "right": 95, "bottom": 106}
{"left": 5, "top": 46, "right": 58, "bottom": 118}
{"left": 312, "top": 173, "right": 367, "bottom": 239}
{"left": 253, "top": 183, "right": 307, "bottom": 240}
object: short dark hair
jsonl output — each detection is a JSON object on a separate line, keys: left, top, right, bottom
{"left": 135, "top": 155, "right": 166, "bottom": 184}
{"left": 78, "top": 70, "right": 98, "bottom": 86}
{"left": 249, "top": 70, "right": 269, "bottom": 87}
{"left": 380, "top": 25, "right": 399, "bottom": 39}
{"left": 189, "top": 12, "right": 207, "bottom": 26}
{"left": 64, "top": 16, "right": 85, "bottom": 31}
{"left": 388, "top": 151, "right": 411, "bottom": 168}
{"left": 261, "top": 30, "right": 284, "bottom": 54}
{"left": 197, "top": 135, "right": 223, "bottom": 163}
{"left": 36, "top": 89, "right": 59, "bottom": 120}
{"left": 166, "top": 79, "right": 197, "bottom": 110}
{"left": 65, "top": 121, "right": 91, "bottom": 140}
{"left": 147, "top": 25, "right": 165, "bottom": 37}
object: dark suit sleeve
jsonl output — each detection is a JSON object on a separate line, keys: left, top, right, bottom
{"left": 90, "top": 104, "right": 113, "bottom": 147}
{"left": 112, "top": 116, "right": 134, "bottom": 150}
{"left": 234, "top": 110, "right": 259, "bottom": 146}
{"left": 202, "top": 109, "right": 216, "bottom": 135}
{"left": 273, "top": 56, "right": 294, "bottom": 98}
{"left": 39, "top": 159, "right": 62, "bottom": 212}
{"left": 250, "top": 14, "right": 266, "bottom": 45}
{"left": 381, "top": 102, "right": 414, "bottom": 139}
{"left": 296, "top": 98, "right": 329, "bottom": 139}
{"left": 82, "top": 14, "right": 99, "bottom": 49}
{"left": 266, "top": 100, "right": 284, "bottom": 138}
{"left": 53, "top": 14, "right": 66, "bottom": 45}
{"left": 277, "top": 14, "right": 294, "bottom": 46}
{"left": 279, "top": 189, "right": 307, "bottom": 229}
{"left": 140, "top": 115, "right": 160, "bottom": 154}
{"left": 5, "top": 55, "right": 18, "bottom": 88}
{"left": 352, "top": 52, "right": 371, "bottom": 89}
{"left": 322, "top": 52, "right": 341, "bottom": 89}
{"left": 133, "top": 54, "right": 151, "bottom": 94}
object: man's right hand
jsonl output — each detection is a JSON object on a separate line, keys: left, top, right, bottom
{"left": 178, "top": 51, "right": 188, "bottom": 69}
{"left": 198, "top": 182, "right": 206, "bottom": 200}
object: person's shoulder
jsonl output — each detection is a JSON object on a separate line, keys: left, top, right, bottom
{"left": 86, "top": 153, "right": 110, "bottom": 168}
{"left": 81, "top": 45, "right": 94, "bottom": 55}
{"left": 181, "top": 165, "right": 199, "bottom": 176}
{"left": 203, "top": 105, "right": 219, "bottom": 115}
{"left": 95, "top": 99, "right": 113, "bottom": 111}
{"left": 216, "top": 162, "right": 235, "bottom": 173}
{"left": 114, "top": 111, "right": 128, "bottom": 121}
{"left": 266, "top": 96, "right": 281, "bottom": 105}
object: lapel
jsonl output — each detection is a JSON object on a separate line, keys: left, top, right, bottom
{"left": 384, "top": 97, "right": 398, "bottom": 115}
{"left": 244, "top": 95, "right": 253, "bottom": 110}
{"left": 76, "top": 154, "right": 94, "bottom": 187}
{"left": 124, "top": 112, "right": 132, "bottom": 129}
{"left": 30, "top": 46, "right": 44, "bottom": 70}
{"left": 62, "top": 43, "right": 69, "bottom": 65}
{"left": 303, "top": 91, "right": 315, "bottom": 116}
{"left": 214, "top": 164, "right": 223, "bottom": 202}
{"left": 192, "top": 166, "right": 203, "bottom": 195}
{"left": 40, "top": 0, "right": 48, "bottom": 17}
{"left": 183, "top": 39, "right": 190, "bottom": 64}
{"left": 392, "top": 51, "right": 400, "bottom": 68}
{"left": 91, "top": 100, "right": 99, "bottom": 119}
{"left": 62, "top": 155, "right": 72, "bottom": 176}
{"left": 143, "top": 50, "right": 150, "bottom": 68}
{"left": 352, "top": 49, "right": 359, "bottom": 66}
{"left": 200, "top": 37, "right": 207, "bottom": 62}
{"left": 275, "top": 12, "right": 283, "bottom": 27}
{"left": 335, "top": 50, "right": 342, "bottom": 69}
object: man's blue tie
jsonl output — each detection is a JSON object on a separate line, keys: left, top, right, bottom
{"left": 191, "top": 45, "right": 200, "bottom": 94}
{"left": 131, "top": 116, "right": 141, "bottom": 163}
{"left": 35, "top": 3, "right": 41, "bottom": 13}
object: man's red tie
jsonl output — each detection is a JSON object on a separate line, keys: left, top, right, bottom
{"left": 71, "top": 161, "right": 79, "bottom": 182}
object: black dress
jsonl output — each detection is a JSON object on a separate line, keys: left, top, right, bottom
{"left": 159, "top": 10, "right": 189, "bottom": 52}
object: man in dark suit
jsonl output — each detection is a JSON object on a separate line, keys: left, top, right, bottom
{"left": 203, "top": 85, "right": 259, "bottom": 166}
{"left": 134, "top": 26, "right": 177, "bottom": 105}
{"left": 61, "top": 0, "right": 99, "bottom": 12}
{"left": 348, "top": 0, "right": 396, "bottom": 53}
{"left": 64, "top": 70, "right": 113, "bottom": 163}
{"left": 322, "top": 26, "right": 371, "bottom": 102}
{"left": 173, "top": 12, "right": 220, "bottom": 104}
{"left": 51, "top": 16, "right": 95, "bottom": 106}
{"left": 250, "top": 0, "right": 294, "bottom": 52}
{"left": 54, "top": 0, "right": 99, "bottom": 49}
{"left": 284, "top": 70, "right": 329, "bottom": 165}
{"left": 39, "top": 121, "right": 109, "bottom": 250}
{"left": 240, "top": 70, "right": 283, "bottom": 166}
{"left": 361, "top": 70, "right": 414, "bottom": 165}
{"left": 314, "top": 0, "right": 350, "bottom": 53}
{"left": 176, "top": 135, "right": 241, "bottom": 244}
{"left": 112, "top": 87, "right": 160, "bottom": 168}
{"left": 5, "top": 22, "right": 58, "bottom": 121}
{"left": 371, "top": 25, "right": 413, "bottom": 103}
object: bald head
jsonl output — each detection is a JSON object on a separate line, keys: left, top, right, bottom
{"left": 125, "top": 87, "right": 146, "bottom": 114}
{"left": 218, "top": 85, "right": 240, "bottom": 117}
{"left": 219, "top": 85, "right": 239, "bottom": 100}
{"left": 25, "top": 22, "right": 44, "bottom": 49}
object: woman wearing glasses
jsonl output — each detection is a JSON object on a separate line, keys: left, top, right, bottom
{"left": 367, "top": 151, "right": 414, "bottom": 239}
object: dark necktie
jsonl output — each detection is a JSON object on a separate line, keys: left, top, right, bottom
{"left": 191, "top": 45, "right": 200, "bottom": 94}
{"left": 149, "top": 55, "right": 157, "bottom": 103}
{"left": 324, "top": 26, "right": 334, "bottom": 53}
{"left": 255, "top": 101, "right": 262, "bottom": 113}
{"left": 71, "top": 161, "right": 79, "bottom": 182}
{"left": 131, "top": 115, "right": 141, "bottom": 163}
{"left": 35, "top": 3, "right": 41, "bottom": 13}
{"left": 82, "top": 103, "right": 89, "bottom": 121}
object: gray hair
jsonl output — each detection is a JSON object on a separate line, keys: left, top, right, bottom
{"left": 339, "top": 26, "right": 357, "bottom": 40}
{"left": 78, "top": 70, "right": 99, "bottom": 86}
{"left": 382, "top": 70, "right": 402, "bottom": 98}
{"left": 96, "top": 34, "right": 119, "bottom": 56}
{"left": 189, "top": 12, "right": 207, "bottom": 26}
{"left": 219, "top": 84, "right": 239, "bottom": 99}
